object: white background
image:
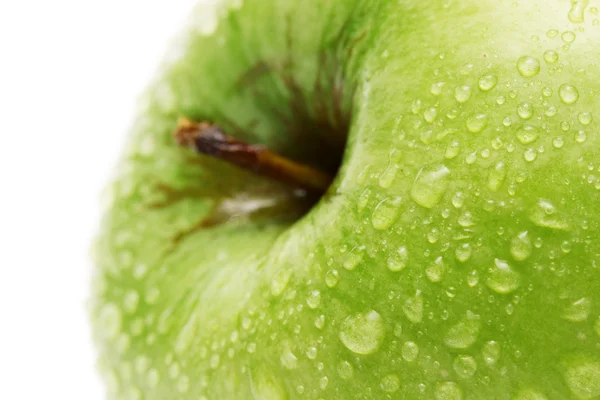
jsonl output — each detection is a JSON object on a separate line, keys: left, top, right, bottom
{"left": 0, "top": 1, "right": 199, "bottom": 398}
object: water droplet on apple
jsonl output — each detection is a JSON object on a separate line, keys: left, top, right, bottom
{"left": 553, "top": 136, "right": 565, "bottom": 148}
{"left": 410, "top": 164, "right": 451, "bottom": 208}
{"left": 486, "top": 259, "right": 521, "bottom": 294}
{"left": 319, "top": 376, "right": 329, "bottom": 390}
{"left": 98, "top": 303, "right": 122, "bottom": 340}
{"left": 466, "top": 113, "right": 489, "bottom": 133}
{"left": 482, "top": 340, "right": 501, "bottom": 364}
{"left": 271, "top": 269, "right": 292, "bottom": 296}
{"left": 444, "top": 312, "right": 481, "bottom": 349}
{"left": 517, "top": 103, "right": 534, "bottom": 120}
{"left": 517, "top": 56, "right": 541, "bottom": 77}
{"left": 454, "top": 85, "right": 472, "bottom": 103}
{"left": 453, "top": 355, "right": 478, "bottom": 378}
{"left": 478, "top": 74, "right": 498, "bottom": 91}
{"left": 487, "top": 161, "right": 507, "bottom": 192}
{"left": 403, "top": 291, "right": 424, "bottom": 323}
{"left": 424, "top": 107, "right": 438, "bottom": 123}
{"left": 380, "top": 374, "right": 400, "bottom": 393}
{"left": 325, "top": 269, "right": 340, "bottom": 287}
{"left": 575, "top": 130, "right": 588, "bottom": 143}
{"left": 516, "top": 125, "right": 540, "bottom": 144}
{"left": 372, "top": 198, "right": 402, "bottom": 230}
{"left": 280, "top": 344, "right": 299, "bottom": 370}
{"left": 524, "top": 148, "right": 537, "bottom": 162}
{"left": 431, "top": 82, "right": 446, "bottom": 95}
{"left": 306, "top": 346, "right": 317, "bottom": 360}
{"left": 306, "top": 290, "right": 322, "bottom": 309}
{"left": 445, "top": 141, "right": 461, "bottom": 159}
{"left": 337, "top": 361, "right": 354, "bottom": 380}
{"left": 434, "top": 381, "right": 463, "bottom": 400}
{"left": 402, "top": 341, "right": 420, "bottom": 361}
{"left": 387, "top": 246, "right": 409, "bottom": 272}
{"left": 379, "top": 162, "right": 399, "bottom": 189}
{"left": 123, "top": 290, "right": 140, "bottom": 314}
{"left": 578, "top": 112, "right": 593, "bottom": 125}
{"left": 510, "top": 231, "right": 532, "bottom": 261}
{"left": 147, "top": 368, "right": 160, "bottom": 388}
{"left": 426, "top": 256, "right": 446, "bottom": 282}
{"left": 339, "top": 310, "right": 385, "bottom": 354}
{"left": 563, "top": 298, "right": 592, "bottom": 322}
{"left": 530, "top": 199, "right": 569, "bottom": 230}
{"left": 562, "top": 30, "right": 577, "bottom": 43}
{"left": 343, "top": 246, "right": 365, "bottom": 270}
{"left": 455, "top": 243, "right": 472, "bottom": 263}
{"left": 563, "top": 359, "right": 600, "bottom": 398}
{"left": 559, "top": 84, "right": 580, "bottom": 104}
{"left": 543, "top": 50, "right": 559, "bottom": 64}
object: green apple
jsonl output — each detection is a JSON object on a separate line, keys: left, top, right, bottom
{"left": 91, "top": 0, "right": 600, "bottom": 398}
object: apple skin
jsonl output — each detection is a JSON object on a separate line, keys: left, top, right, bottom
{"left": 91, "top": 0, "right": 600, "bottom": 399}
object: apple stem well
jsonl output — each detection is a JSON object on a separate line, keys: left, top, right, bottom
{"left": 174, "top": 117, "right": 334, "bottom": 195}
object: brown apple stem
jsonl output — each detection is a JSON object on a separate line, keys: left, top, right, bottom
{"left": 174, "top": 118, "right": 334, "bottom": 194}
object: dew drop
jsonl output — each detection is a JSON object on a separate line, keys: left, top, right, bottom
{"left": 444, "top": 313, "right": 481, "bottom": 349}
{"left": 487, "top": 161, "right": 507, "bottom": 192}
{"left": 343, "top": 246, "right": 365, "bottom": 271}
{"left": 547, "top": 29, "right": 559, "bottom": 38}
{"left": 486, "top": 259, "right": 521, "bottom": 294}
{"left": 435, "top": 381, "right": 463, "bottom": 400}
{"left": 372, "top": 198, "right": 402, "bottom": 230}
{"left": 410, "top": 164, "right": 451, "bottom": 208}
{"left": 517, "top": 56, "right": 541, "bottom": 78}
{"left": 516, "top": 125, "right": 540, "bottom": 144}
{"left": 453, "top": 355, "right": 478, "bottom": 378}
{"left": 123, "top": 291, "right": 140, "bottom": 314}
{"left": 575, "top": 130, "right": 588, "bottom": 143}
{"left": 337, "top": 361, "right": 354, "bottom": 380}
{"left": 431, "top": 82, "right": 446, "bottom": 95}
{"left": 403, "top": 291, "right": 424, "bottom": 324}
{"left": 478, "top": 74, "right": 498, "bottom": 91}
{"left": 280, "top": 345, "right": 299, "bottom": 370}
{"left": 424, "top": 107, "right": 439, "bottom": 123}
{"left": 466, "top": 113, "right": 489, "bottom": 133}
{"left": 563, "top": 359, "right": 600, "bottom": 399}
{"left": 380, "top": 374, "right": 400, "bottom": 393}
{"left": 426, "top": 256, "right": 446, "bottom": 283}
{"left": 553, "top": 136, "right": 565, "bottom": 148}
{"left": 445, "top": 141, "right": 461, "bottom": 159}
{"left": 98, "top": 303, "right": 122, "bottom": 340}
{"left": 482, "top": 341, "right": 501, "bottom": 364}
{"left": 455, "top": 243, "right": 472, "bottom": 263}
{"left": 524, "top": 148, "right": 537, "bottom": 162}
{"left": 563, "top": 298, "right": 592, "bottom": 322}
{"left": 562, "top": 30, "right": 577, "bottom": 43}
{"left": 325, "top": 269, "right": 340, "bottom": 288}
{"left": 379, "top": 163, "right": 399, "bottom": 189}
{"left": 543, "top": 50, "right": 559, "bottom": 64}
{"left": 339, "top": 310, "right": 385, "bottom": 355}
{"left": 578, "top": 112, "right": 592, "bottom": 125}
{"left": 530, "top": 199, "right": 569, "bottom": 230}
{"left": 271, "top": 269, "right": 292, "bottom": 297}
{"left": 402, "top": 341, "right": 420, "bottom": 361}
{"left": 387, "top": 246, "right": 409, "bottom": 272}
{"left": 306, "top": 290, "right": 322, "bottom": 309}
{"left": 510, "top": 231, "right": 532, "bottom": 261}
{"left": 517, "top": 103, "right": 534, "bottom": 120}
{"left": 559, "top": 84, "right": 580, "bottom": 104}
{"left": 569, "top": 0, "right": 589, "bottom": 23}
{"left": 455, "top": 85, "right": 472, "bottom": 103}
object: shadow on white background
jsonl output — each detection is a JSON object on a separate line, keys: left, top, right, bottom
{"left": 0, "top": 1, "right": 200, "bottom": 398}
